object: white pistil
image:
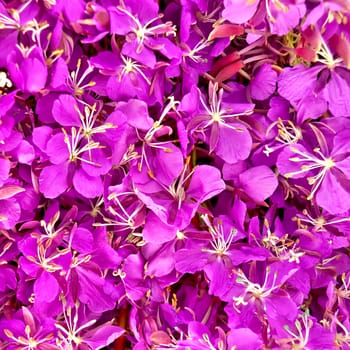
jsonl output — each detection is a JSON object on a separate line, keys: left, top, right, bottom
{"left": 201, "top": 214, "right": 237, "bottom": 257}
{"left": 67, "top": 59, "right": 96, "bottom": 96}
{"left": 264, "top": 119, "right": 302, "bottom": 156}
{"left": 316, "top": 38, "right": 343, "bottom": 69}
{"left": 334, "top": 316, "right": 350, "bottom": 346}
{"left": 198, "top": 82, "right": 253, "bottom": 132}
{"left": 297, "top": 209, "right": 350, "bottom": 232}
{"left": 337, "top": 273, "right": 350, "bottom": 299}
{"left": 75, "top": 103, "right": 115, "bottom": 140}
{"left": 276, "top": 118, "right": 302, "bottom": 145}
{"left": 0, "top": 1, "right": 33, "bottom": 31}
{"left": 199, "top": 334, "right": 217, "bottom": 350}
{"left": 117, "top": 3, "right": 176, "bottom": 53}
{"left": 137, "top": 96, "right": 179, "bottom": 172}
{"left": 0, "top": 72, "right": 13, "bottom": 89}
{"left": 232, "top": 266, "right": 284, "bottom": 313}
{"left": 183, "top": 39, "right": 211, "bottom": 63}
{"left": 4, "top": 327, "right": 53, "bottom": 350}
{"left": 16, "top": 43, "right": 36, "bottom": 58}
{"left": 26, "top": 241, "right": 69, "bottom": 273}
{"left": 22, "top": 18, "right": 50, "bottom": 47}
{"left": 56, "top": 301, "right": 96, "bottom": 350}
{"left": 167, "top": 160, "right": 193, "bottom": 210}
{"left": 94, "top": 191, "right": 144, "bottom": 232}
{"left": 284, "top": 146, "right": 335, "bottom": 200}
{"left": 120, "top": 54, "right": 151, "bottom": 84}
{"left": 283, "top": 312, "right": 313, "bottom": 349}
{"left": 63, "top": 127, "right": 101, "bottom": 166}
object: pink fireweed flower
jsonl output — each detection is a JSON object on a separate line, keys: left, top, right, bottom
{"left": 115, "top": 4, "right": 176, "bottom": 54}
{"left": 277, "top": 130, "right": 350, "bottom": 214}
{"left": 175, "top": 215, "right": 269, "bottom": 296}
{"left": 295, "top": 208, "right": 350, "bottom": 233}
{"left": 131, "top": 158, "right": 225, "bottom": 229}
{"left": 2, "top": 306, "right": 58, "bottom": 350}
{"left": 275, "top": 311, "right": 335, "bottom": 349}
{"left": 66, "top": 58, "right": 96, "bottom": 97}
{"left": 187, "top": 82, "right": 254, "bottom": 163}
{"left": 39, "top": 127, "right": 109, "bottom": 198}
{"left": 109, "top": 0, "right": 177, "bottom": 67}
{"left": 223, "top": 0, "right": 306, "bottom": 35}
{"left": 55, "top": 299, "right": 124, "bottom": 350}
{"left": 7, "top": 44, "right": 48, "bottom": 93}
{"left": 91, "top": 50, "right": 153, "bottom": 100}
{"left": 221, "top": 262, "right": 299, "bottom": 331}
{"left": 278, "top": 43, "right": 350, "bottom": 117}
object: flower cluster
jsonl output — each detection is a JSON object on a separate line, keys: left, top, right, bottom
{"left": 0, "top": 0, "right": 350, "bottom": 349}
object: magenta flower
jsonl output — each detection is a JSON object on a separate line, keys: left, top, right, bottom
{"left": 109, "top": 0, "right": 177, "bottom": 67}
{"left": 223, "top": 0, "right": 306, "bottom": 35}
{"left": 7, "top": 45, "right": 47, "bottom": 93}
{"left": 185, "top": 82, "right": 254, "bottom": 164}
{"left": 39, "top": 127, "right": 110, "bottom": 198}
{"left": 131, "top": 161, "right": 225, "bottom": 229}
{"left": 277, "top": 129, "right": 350, "bottom": 214}
{"left": 0, "top": 307, "right": 59, "bottom": 350}
{"left": 278, "top": 62, "right": 350, "bottom": 118}
{"left": 55, "top": 301, "right": 124, "bottom": 349}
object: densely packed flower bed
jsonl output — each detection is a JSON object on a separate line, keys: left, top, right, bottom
{"left": 0, "top": 0, "right": 350, "bottom": 349}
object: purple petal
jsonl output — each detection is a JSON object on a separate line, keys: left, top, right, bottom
{"left": 227, "top": 328, "right": 263, "bottom": 350}
{"left": 84, "top": 324, "right": 125, "bottom": 350}
{"left": 0, "top": 198, "right": 21, "bottom": 230}
{"left": 0, "top": 157, "right": 10, "bottom": 184}
{"left": 216, "top": 124, "right": 252, "bottom": 163}
{"left": 316, "top": 172, "right": 350, "bottom": 214}
{"left": 73, "top": 168, "right": 103, "bottom": 198}
{"left": 174, "top": 249, "right": 208, "bottom": 273}
{"left": 278, "top": 65, "right": 321, "bottom": 107}
{"left": 52, "top": 95, "right": 81, "bottom": 126}
{"left": 239, "top": 165, "right": 278, "bottom": 202}
{"left": 249, "top": 64, "right": 277, "bottom": 100}
{"left": 39, "top": 163, "right": 69, "bottom": 198}
{"left": 34, "top": 271, "right": 59, "bottom": 303}
{"left": 46, "top": 133, "right": 69, "bottom": 164}
{"left": 322, "top": 71, "right": 350, "bottom": 117}
{"left": 187, "top": 165, "right": 225, "bottom": 202}
{"left": 143, "top": 212, "right": 177, "bottom": 243}
{"left": 223, "top": 0, "right": 259, "bottom": 24}
{"left": 14, "top": 140, "right": 35, "bottom": 165}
